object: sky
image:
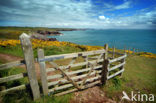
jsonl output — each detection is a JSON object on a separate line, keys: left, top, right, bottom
{"left": 0, "top": 0, "right": 156, "bottom": 29}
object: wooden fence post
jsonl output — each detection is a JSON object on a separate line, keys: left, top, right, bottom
{"left": 37, "top": 49, "right": 48, "bottom": 95}
{"left": 133, "top": 48, "right": 135, "bottom": 54}
{"left": 104, "top": 44, "right": 108, "bottom": 60}
{"left": 119, "top": 53, "right": 126, "bottom": 77}
{"left": 112, "top": 46, "right": 115, "bottom": 58}
{"left": 124, "top": 46, "right": 126, "bottom": 54}
{"left": 128, "top": 47, "right": 131, "bottom": 54}
{"left": 20, "top": 33, "right": 40, "bottom": 100}
{"left": 101, "top": 44, "right": 109, "bottom": 85}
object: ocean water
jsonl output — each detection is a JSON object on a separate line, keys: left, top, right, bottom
{"left": 48, "top": 29, "right": 156, "bottom": 53}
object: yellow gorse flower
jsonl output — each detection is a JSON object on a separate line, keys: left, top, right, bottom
{"left": 0, "top": 39, "right": 155, "bottom": 58}
{"left": 0, "top": 39, "right": 102, "bottom": 51}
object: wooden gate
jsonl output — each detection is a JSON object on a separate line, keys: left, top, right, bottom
{"left": 0, "top": 33, "right": 127, "bottom": 100}
{"left": 37, "top": 45, "right": 127, "bottom": 96}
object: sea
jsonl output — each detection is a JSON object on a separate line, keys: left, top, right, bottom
{"left": 48, "top": 29, "right": 156, "bottom": 53}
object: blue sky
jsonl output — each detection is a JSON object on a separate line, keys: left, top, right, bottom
{"left": 0, "top": 0, "right": 156, "bottom": 29}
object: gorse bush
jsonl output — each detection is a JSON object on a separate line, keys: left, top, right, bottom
{"left": 0, "top": 39, "right": 103, "bottom": 51}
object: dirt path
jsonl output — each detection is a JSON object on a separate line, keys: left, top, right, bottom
{"left": 70, "top": 86, "right": 116, "bottom": 103}
{"left": 0, "top": 53, "right": 22, "bottom": 62}
{"left": 0, "top": 53, "right": 42, "bottom": 78}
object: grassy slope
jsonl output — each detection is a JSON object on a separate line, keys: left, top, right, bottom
{"left": 103, "top": 55, "right": 156, "bottom": 102}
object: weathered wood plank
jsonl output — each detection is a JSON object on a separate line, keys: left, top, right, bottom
{"left": 0, "top": 60, "right": 25, "bottom": 70}
{"left": 1, "top": 84, "right": 26, "bottom": 94}
{"left": 108, "top": 51, "right": 123, "bottom": 55}
{"left": 47, "top": 65, "right": 102, "bottom": 80}
{"left": 54, "top": 80, "right": 101, "bottom": 96}
{"left": 80, "top": 53, "right": 103, "bottom": 87}
{"left": 43, "top": 49, "right": 105, "bottom": 62}
{"left": 48, "top": 70, "right": 101, "bottom": 87}
{"left": 84, "top": 80, "right": 101, "bottom": 89}
{"left": 0, "top": 73, "right": 26, "bottom": 83}
{"left": 107, "top": 69, "right": 124, "bottom": 79}
{"left": 20, "top": 33, "right": 40, "bottom": 100}
{"left": 49, "top": 75, "right": 101, "bottom": 93}
{"left": 84, "top": 56, "right": 88, "bottom": 68}
{"left": 108, "top": 62, "right": 125, "bottom": 72}
{"left": 38, "top": 49, "right": 48, "bottom": 95}
{"left": 109, "top": 54, "right": 127, "bottom": 63}
{"left": 54, "top": 88, "right": 78, "bottom": 96}
{"left": 46, "top": 59, "right": 104, "bottom": 72}
{"left": 49, "top": 62, "right": 81, "bottom": 90}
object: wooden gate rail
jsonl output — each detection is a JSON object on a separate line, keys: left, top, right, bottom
{"left": 37, "top": 47, "right": 106, "bottom": 96}
{"left": 37, "top": 43, "right": 127, "bottom": 96}
{"left": 107, "top": 53, "right": 127, "bottom": 80}
{"left": 48, "top": 70, "right": 102, "bottom": 87}
{"left": 46, "top": 59, "right": 104, "bottom": 72}
{"left": 0, "top": 60, "right": 25, "bottom": 70}
{"left": 38, "top": 49, "right": 105, "bottom": 62}
{"left": 0, "top": 60, "right": 27, "bottom": 94}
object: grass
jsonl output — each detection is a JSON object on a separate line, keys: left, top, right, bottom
{"left": 102, "top": 55, "right": 156, "bottom": 102}
{"left": 2, "top": 91, "right": 72, "bottom": 103}
{"left": 0, "top": 45, "right": 83, "bottom": 58}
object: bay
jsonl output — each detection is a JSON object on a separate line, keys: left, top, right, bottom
{"left": 48, "top": 29, "right": 156, "bottom": 53}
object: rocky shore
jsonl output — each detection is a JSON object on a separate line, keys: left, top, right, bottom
{"left": 32, "top": 29, "right": 86, "bottom": 41}
{"left": 36, "top": 30, "right": 63, "bottom": 36}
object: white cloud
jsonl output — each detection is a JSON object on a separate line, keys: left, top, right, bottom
{"left": 99, "top": 16, "right": 106, "bottom": 20}
{"left": 103, "top": 1, "right": 132, "bottom": 11}
{"left": 114, "top": 1, "right": 131, "bottom": 10}
{"left": 0, "top": 0, "right": 155, "bottom": 29}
